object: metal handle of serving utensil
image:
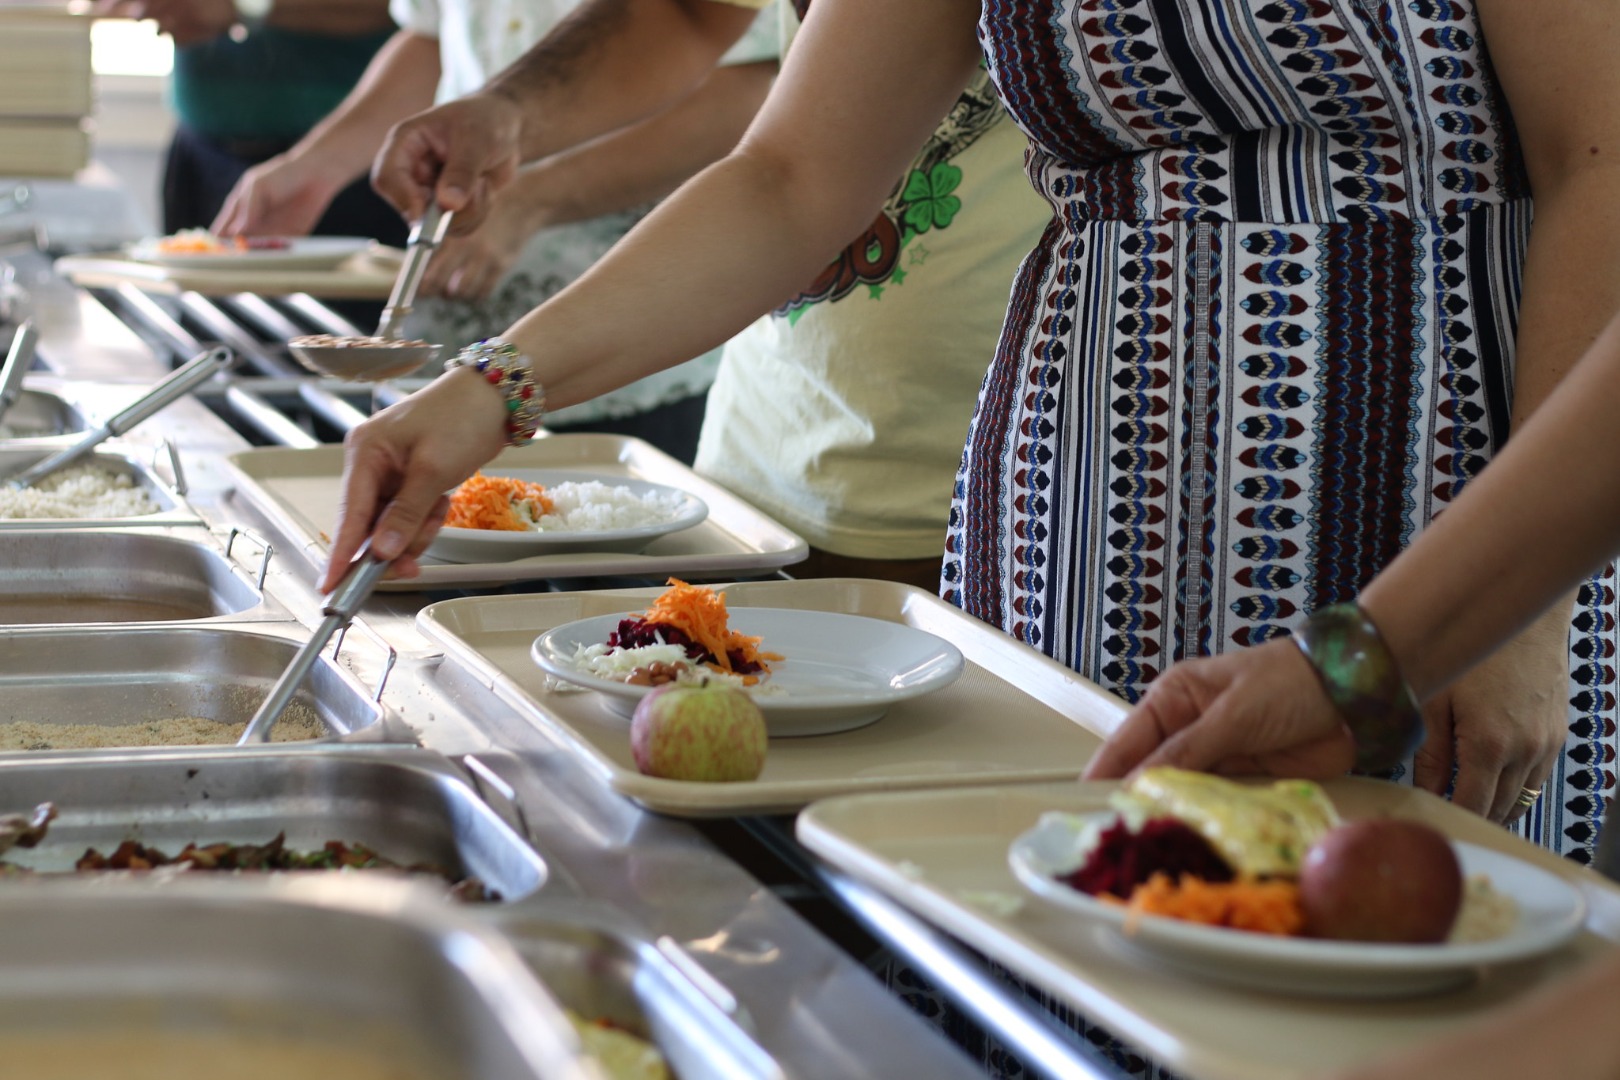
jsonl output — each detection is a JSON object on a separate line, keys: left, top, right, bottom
{"left": 6, "top": 346, "right": 233, "bottom": 490}
{"left": 0, "top": 319, "right": 37, "bottom": 422}
{"left": 375, "top": 204, "right": 452, "bottom": 340}
{"left": 238, "top": 553, "right": 391, "bottom": 745}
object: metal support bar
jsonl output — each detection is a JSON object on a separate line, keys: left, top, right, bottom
{"left": 177, "top": 293, "right": 299, "bottom": 378}
{"left": 225, "top": 293, "right": 309, "bottom": 343}
{"left": 111, "top": 283, "right": 205, "bottom": 358}
{"left": 222, "top": 386, "right": 319, "bottom": 448}
{"left": 742, "top": 818, "right": 1128, "bottom": 1080}
{"left": 279, "top": 293, "right": 365, "bottom": 337}
{"left": 297, "top": 383, "right": 369, "bottom": 433}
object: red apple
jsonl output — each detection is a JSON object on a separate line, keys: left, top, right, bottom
{"left": 630, "top": 682, "right": 768, "bottom": 782}
{"left": 1299, "top": 819, "right": 1463, "bottom": 943}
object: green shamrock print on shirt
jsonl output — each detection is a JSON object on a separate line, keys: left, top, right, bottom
{"left": 901, "top": 163, "right": 964, "bottom": 240}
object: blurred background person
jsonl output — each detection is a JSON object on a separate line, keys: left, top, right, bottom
{"left": 212, "top": 0, "right": 779, "bottom": 461}
{"left": 94, "top": 0, "right": 407, "bottom": 246}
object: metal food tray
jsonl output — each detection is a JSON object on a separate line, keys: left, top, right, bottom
{"left": 416, "top": 579, "right": 1125, "bottom": 816}
{"left": 0, "top": 527, "right": 292, "bottom": 627}
{"left": 796, "top": 778, "right": 1620, "bottom": 1080}
{"left": 0, "top": 387, "right": 87, "bottom": 440}
{"left": 0, "top": 625, "right": 402, "bottom": 753}
{"left": 0, "top": 877, "right": 597, "bottom": 1080}
{"left": 223, "top": 436, "right": 809, "bottom": 590}
{"left": 0, "top": 442, "right": 198, "bottom": 528}
{"left": 498, "top": 911, "right": 784, "bottom": 1080}
{"left": 0, "top": 744, "right": 546, "bottom": 903}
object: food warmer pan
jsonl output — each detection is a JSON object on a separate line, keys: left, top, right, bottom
{"left": 0, "top": 442, "right": 198, "bottom": 528}
{"left": 0, "top": 744, "right": 546, "bottom": 903}
{"left": 498, "top": 910, "right": 784, "bottom": 1080}
{"left": 0, "top": 387, "right": 87, "bottom": 440}
{"left": 0, "top": 528, "right": 291, "bottom": 626}
{"left": 0, "top": 625, "right": 401, "bottom": 752}
{"left": 0, "top": 877, "right": 597, "bottom": 1080}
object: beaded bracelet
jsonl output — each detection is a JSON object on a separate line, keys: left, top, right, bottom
{"left": 444, "top": 338, "right": 545, "bottom": 445}
{"left": 1292, "top": 603, "right": 1424, "bottom": 772}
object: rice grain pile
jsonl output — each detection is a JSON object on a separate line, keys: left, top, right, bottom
{"left": 0, "top": 710, "right": 328, "bottom": 751}
{"left": 528, "top": 480, "right": 686, "bottom": 531}
{"left": 0, "top": 464, "right": 158, "bottom": 520}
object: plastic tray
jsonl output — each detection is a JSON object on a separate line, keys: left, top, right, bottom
{"left": 415, "top": 578, "right": 1124, "bottom": 816}
{"left": 224, "top": 436, "right": 808, "bottom": 590}
{"left": 796, "top": 778, "right": 1620, "bottom": 1080}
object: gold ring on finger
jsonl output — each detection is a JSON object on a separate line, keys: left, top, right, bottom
{"left": 1514, "top": 786, "right": 1542, "bottom": 810}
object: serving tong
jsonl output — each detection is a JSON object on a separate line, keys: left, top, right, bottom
{"left": 4, "top": 345, "right": 234, "bottom": 490}
{"left": 289, "top": 204, "right": 453, "bottom": 381}
{"left": 237, "top": 552, "right": 391, "bottom": 744}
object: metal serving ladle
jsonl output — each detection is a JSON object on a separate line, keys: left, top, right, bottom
{"left": 0, "top": 319, "right": 38, "bottom": 427}
{"left": 288, "top": 204, "right": 453, "bottom": 381}
{"left": 5, "top": 345, "right": 234, "bottom": 489}
{"left": 237, "top": 552, "right": 391, "bottom": 745}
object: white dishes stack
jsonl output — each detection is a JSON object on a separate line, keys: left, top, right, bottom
{"left": 0, "top": 4, "right": 91, "bottom": 177}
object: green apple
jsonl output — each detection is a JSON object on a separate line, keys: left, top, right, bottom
{"left": 630, "top": 681, "right": 767, "bottom": 782}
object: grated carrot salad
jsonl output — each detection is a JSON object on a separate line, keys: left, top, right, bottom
{"left": 640, "top": 579, "right": 781, "bottom": 675}
{"left": 1110, "top": 873, "right": 1305, "bottom": 936}
{"left": 155, "top": 231, "right": 239, "bottom": 254}
{"left": 445, "top": 473, "right": 554, "bottom": 531}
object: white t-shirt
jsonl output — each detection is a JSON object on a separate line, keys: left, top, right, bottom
{"left": 389, "top": 0, "right": 780, "bottom": 421}
{"left": 694, "top": 9, "right": 1052, "bottom": 558}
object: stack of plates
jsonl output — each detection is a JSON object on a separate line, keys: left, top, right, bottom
{"left": 0, "top": 5, "right": 91, "bottom": 177}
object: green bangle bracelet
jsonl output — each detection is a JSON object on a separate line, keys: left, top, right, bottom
{"left": 1292, "top": 603, "right": 1424, "bottom": 772}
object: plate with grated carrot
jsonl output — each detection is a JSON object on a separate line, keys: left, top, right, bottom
{"left": 427, "top": 469, "right": 708, "bottom": 562}
{"left": 127, "top": 231, "right": 372, "bottom": 270}
{"left": 530, "top": 580, "right": 964, "bottom": 736}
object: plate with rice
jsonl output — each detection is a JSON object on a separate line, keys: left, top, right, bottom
{"left": 426, "top": 469, "right": 708, "bottom": 562}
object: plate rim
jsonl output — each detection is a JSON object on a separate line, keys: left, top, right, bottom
{"left": 529, "top": 606, "right": 966, "bottom": 713}
{"left": 1008, "top": 809, "right": 1587, "bottom": 973}
{"left": 125, "top": 235, "right": 373, "bottom": 267}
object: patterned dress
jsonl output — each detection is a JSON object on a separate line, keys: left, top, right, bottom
{"left": 945, "top": 0, "right": 1615, "bottom": 861}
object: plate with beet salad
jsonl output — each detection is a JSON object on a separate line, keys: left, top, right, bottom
{"left": 1007, "top": 769, "right": 1586, "bottom": 998}
{"left": 530, "top": 580, "right": 964, "bottom": 737}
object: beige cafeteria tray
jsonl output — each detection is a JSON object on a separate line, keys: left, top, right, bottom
{"left": 223, "top": 435, "right": 809, "bottom": 590}
{"left": 54, "top": 246, "right": 404, "bottom": 299}
{"left": 796, "top": 778, "right": 1620, "bottom": 1080}
{"left": 415, "top": 578, "right": 1125, "bottom": 816}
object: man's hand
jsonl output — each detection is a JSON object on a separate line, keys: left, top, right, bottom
{"left": 417, "top": 185, "right": 536, "bottom": 301}
{"left": 213, "top": 152, "right": 346, "bottom": 237}
{"left": 370, "top": 93, "right": 525, "bottom": 234}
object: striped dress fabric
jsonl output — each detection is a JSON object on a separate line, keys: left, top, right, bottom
{"left": 948, "top": 0, "right": 1615, "bottom": 861}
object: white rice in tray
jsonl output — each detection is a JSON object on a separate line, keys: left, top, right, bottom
{"left": 519, "top": 480, "right": 685, "bottom": 532}
{"left": 0, "top": 464, "right": 159, "bottom": 520}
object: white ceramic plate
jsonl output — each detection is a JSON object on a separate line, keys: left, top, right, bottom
{"left": 1008, "top": 811, "right": 1586, "bottom": 998}
{"left": 126, "top": 235, "right": 372, "bottom": 270}
{"left": 425, "top": 470, "right": 708, "bottom": 563}
{"left": 530, "top": 608, "right": 965, "bottom": 737}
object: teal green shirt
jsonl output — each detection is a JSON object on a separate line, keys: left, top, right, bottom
{"left": 169, "top": 25, "right": 393, "bottom": 144}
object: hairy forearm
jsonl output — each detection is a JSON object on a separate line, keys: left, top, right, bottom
{"left": 287, "top": 30, "right": 441, "bottom": 183}
{"left": 1361, "top": 311, "right": 1620, "bottom": 698}
{"left": 265, "top": 0, "right": 394, "bottom": 36}
{"left": 482, "top": 0, "right": 762, "bottom": 162}
{"left": 512, "top": 60, "right": 775, "bottom": 231}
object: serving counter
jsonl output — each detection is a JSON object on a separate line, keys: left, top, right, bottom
{"left": 2, "top": 249, "right": 1134, "bottom": 1080}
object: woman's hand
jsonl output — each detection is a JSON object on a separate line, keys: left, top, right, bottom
{"left": 371, "top": 93, "right": 525, "bottom": 233}
{"left": 213, "top": 153, "right": 344, "bottom": 238}
{"left": 320, "top": 368, "right": 509, "bottom": 592}
{"left": 94, "top": 0, "right": 235, "bottom": 46}
{"left": 417, "top": 188, "right": 534, "bottom": 301}
{"left": 1412, "top": 608, "right": 1568, "bottom": 823}
{"left": 1083, "top": 639, "right": 1357, "bottom": 781}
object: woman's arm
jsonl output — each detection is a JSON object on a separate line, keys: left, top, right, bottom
{"left": 1087, "top": 311, "right": 1620, "bottom": 781}
{"left": 213, "top": 28, "right": 441, "bottom": 236}
{"left": 323, "top": 0, "right": 983, "bottom": 586}
{"left": 418, "top": 59, "right": 778, "bottom": 300}
{"left": 1392, "top": 0, "right": 1620, "bottom": 820}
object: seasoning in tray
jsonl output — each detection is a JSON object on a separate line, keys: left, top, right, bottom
{"left": 1052, "top": 768, "right": 1511, "bottom": 943}
{"left": 0, "top": 805, "right": 494, "bottom": 902}
{"left": 571, "top": 579, "right": 781, "bottom": 689}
